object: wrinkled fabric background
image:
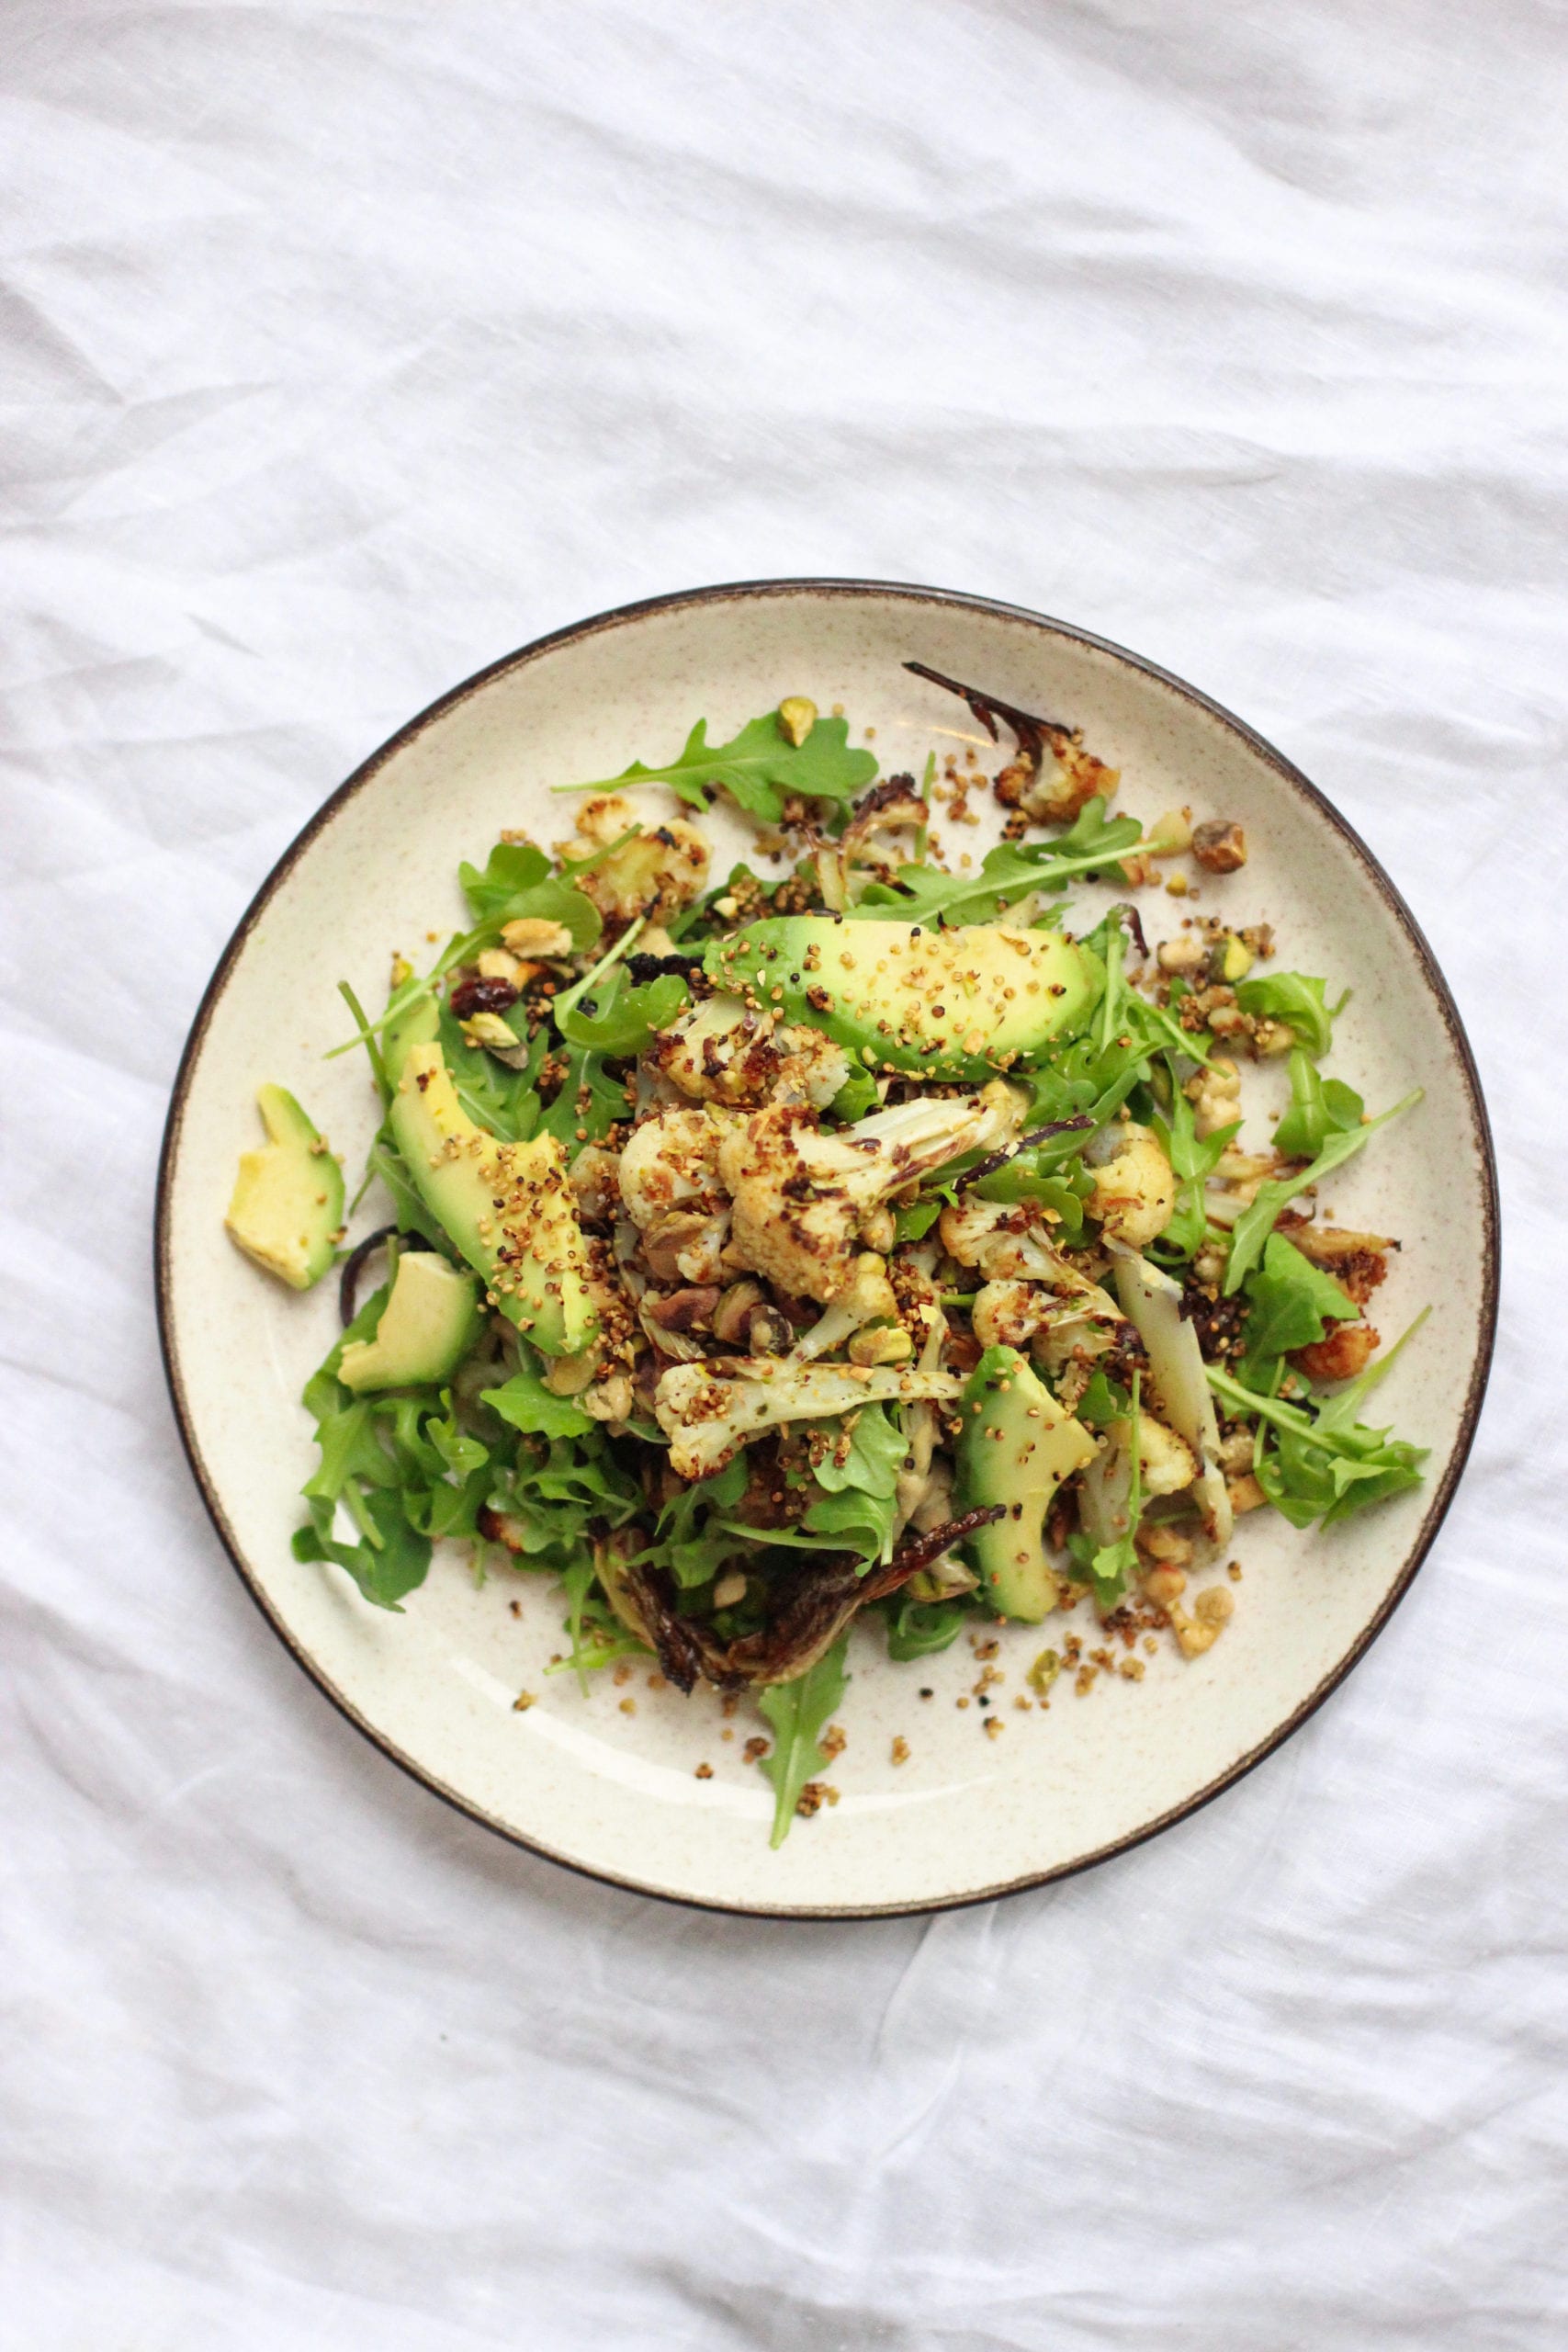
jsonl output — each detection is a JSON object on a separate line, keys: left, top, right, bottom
{"left": 4, "top": 3, "right": 1563, "bottom": 2345}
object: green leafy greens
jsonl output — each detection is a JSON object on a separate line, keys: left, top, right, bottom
{"left": 553, "top": 708, "right": 878, "bottom": 822}
{"left": 1224, "top": 1089, "right": 1422, "bottom": 1294}
{"left": 756, "top": 1635, "right": 851, "bottom": 1848}
{"left": 1271, "top": 1047, "right": 1365, "bottom": 1159}
{"left": 1207, "top": 1315, "right": 1429, "bottom": 1528}
{"left": 1235, "top": 969, "right": 1348, "bottom": 1058}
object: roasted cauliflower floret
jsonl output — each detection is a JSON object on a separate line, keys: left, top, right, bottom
{"left": 1137, "top": 1417, "right": 1198, "bottom": 1497}
{"left": 719, "top": 1084, "right": 1022, "bottom": 1305}
{"left": 649, "top": 994, "right": 850, "bottom": 1109}
{"left": 1185, "top": 1056, "right": 1242, "bottom": 1140}
{"left": 616, "top": 1108, "right": 726, "bottom": 1230}
{"left": 995, "top": 735, "right": 1120, "bottom": 825}
{"left": 938, "top": 1196, "right": 1091, "bottom": 1291}
{"left": 655, "top": 1356, "right": 963, "bottom": 1479}
{"left": 1086, "top": 1125, "right": 1177, "bottom": 1249}
{"left": 556, "top": 794, "right": 710, "bottom": 923}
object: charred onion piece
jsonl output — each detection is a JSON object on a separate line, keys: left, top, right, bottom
{"left": 956, "top": 1114, "right": 1094, "bottom": 1190}
{"left": 626, "top": 1504, "right": 1007, "bottom": 1693}
{"left": 1106, "top": 899, "right": 1148, "bottom": 959}
{"left": 903, "top": 660, "right": 1071, "bottom": 762}
{"left": 337, "top": 1225, "right": 434, "bottom": 1329}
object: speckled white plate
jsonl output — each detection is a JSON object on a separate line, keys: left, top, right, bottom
{"left": 156, "top": 581, "right": 1498, "bottom": 1917}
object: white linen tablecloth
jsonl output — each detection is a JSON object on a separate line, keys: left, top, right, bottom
{"left": 5, "top": 4, "right": 1563, "bottom": 2344}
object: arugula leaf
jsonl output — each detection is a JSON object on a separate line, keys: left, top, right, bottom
{"left": 813, "top": 1403, "right": 905, "bottom": 1498}
{"left": 1237, "top": 1235, "right": 1359, "bottom": 1386}
{"left": 481, "top": 1364, "right": 594, "bottom": 1440}
{"left": 972, "top": 1157, "right": 1089, "bottom": 1236}
{"left": 456, "top": 842, "right": 602, "bottom": 950}
{"left": 554, "top": 708, "right": 878, "bottom": 822}
{"left": 534, "top": 1047, "right": 629, "bottom": 1149}
{"left": 1084, "top": 1373, "right": 1143, "bottom": 1610}
{"left": 292, "top": 1485, "right": 434, "bottom": 1611}
{"left": 829, "top": 1067, "right": 880, "bottom": 1124}
{"left": 1207, "top": 1314, "right": 1429, "bottom": 1529}
{"left": 1235, "top": 970, "right": 1348, "bottom": 1058}
{"left": 434, "top": 1002, "right": 545, "bottom": 1143}
{"left": 885, "top": 1597, "right": 970, "bottom": 1661}
{"left": 849, "top": 797, "right": 1143, "bottom": 925}
{"left": 1224, "top": 1089, "right": 1422, "bottom": 1295}
{"left": 1151, "top": 1055, "right": 1239, "bottom": 1258}
{"left": 756, "top": 1635, "right": 851, "bottom": 1848}
{"left": 1075, "top": 1370, "right": 1131, "bottom": 1428}
{"left": 457, "top": 840, "right": 550, "bottom": 922}
{"left": 801, "top": 1483, "right": 897, "bottom": 1563}
{"left": 1272, "top": 1047, "right": 1365, "bottom": 1159}
{"left": 892, "top": 1195, "right": 945, "bottom": 1246}
{"left": 555, "top": 968, "right": 689, "bottom": 1055}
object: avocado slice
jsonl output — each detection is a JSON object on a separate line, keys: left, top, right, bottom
{"left": 954, "top": 1344, "right": 1097, "bottom": 1621}
{"left": 338, "top": 1249, "right": 482, "bottom": 1392}
{"left": 225, "top": 1083, "right": 344, "bottom": 1292}
{"left": 383, "top": 990, "right": 439, "bottom": 1087}
{"left": 704, "top": 917, "right": 1100, "bottom": 1079}
{"left": 389, "top": 1042, "right": 596, "bottom": 1355}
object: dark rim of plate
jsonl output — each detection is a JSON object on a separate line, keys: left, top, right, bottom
{"left": 154, "top": 577, "right": 1502, "bottom": 1921}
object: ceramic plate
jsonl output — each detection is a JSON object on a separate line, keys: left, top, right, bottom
{"left": 156, "top": 581, "right": 1498, "bottom": 1917}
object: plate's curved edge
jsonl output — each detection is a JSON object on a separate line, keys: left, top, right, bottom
{"left": 153, "top": 576, "right": 1502, "bottom": 1921}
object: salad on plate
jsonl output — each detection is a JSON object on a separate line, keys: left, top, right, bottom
{"left": 224, "top": 666, "right": 1427, "bottom": 1844}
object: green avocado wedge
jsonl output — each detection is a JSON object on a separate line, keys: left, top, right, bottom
{"left": 389, "top": 1042, "right": 596, "bottom": 1356}
{"left": 704, "top": 917, "right": 1100, "bottom": 1080}
{"left": 954, "top": 1345, "right": 1098, "bottom": 1621}
{"left": 224, "top": 1083, "right": 344, "bottom": 1292}
{"left": 338, "top": 1250, "right": 482, "bottom": 1392}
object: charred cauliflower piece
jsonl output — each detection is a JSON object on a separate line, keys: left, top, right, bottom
{"left": 556, "top": 794, "right": 709, "bottom": 923}
{"left": 655, "top": 1355, "right": 964, "bottom": 1480}
{"left": 1085, "top": 1124, "right": 1177, "bottom": 1249}
{"left": 616, "top": 1107, "right": 728, "bottom": 1230}
{"left": 648, "top": 994, "right": 850, "bottom": 1109}
{"left": 719, "top": 1083, "right": 1023, "bottom": 1305}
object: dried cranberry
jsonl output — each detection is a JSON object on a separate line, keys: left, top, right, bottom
{"left": 448, "top": 974, "right": 519, "bottom": 1018}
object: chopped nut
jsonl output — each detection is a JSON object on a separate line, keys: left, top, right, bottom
{"left": 1156, "top": 933, "right": 1208, "bottom": 975}
{"left": 984, "top": 1716, "right": 1005, "bottom": 1739}
{"left": 512, "top": 1690, "right": 536, "bottom": 1712}
{"left": 501, "top": 915, "right": 575, "bottom": 957}
{"left": 461, "top": 1010, "right": 522, "bottom": 1052}
{"left": 694, "top": 1761, "right": 714, "bottom": 1780}
{"left": 544, "top": 1350, "right": 598, "bottom": 1396}
{"left": 477, "top": 947, "right": 527, "bottom": 984}
{"left": 1227, "top": 1473, "right": 1267, "bottom": 1514}
{"left": 1191, "top": 819, "right": 1247, "bottom": 874}
{"left": 1217, "top": 934, "right": 1253, "bottom": 982}
{"left": 712, "top": 1570, "right": 748, "bottom": 1609}
{"left": 711, "top": 1279, "right": 765, "bottom": 1345}
{"left": 742, "top": 1736, "right": 770, "bottom": 1763}
{"left": 1170, "top": 1608, "right": 1218, "bottom": 1659}
{"left": 848, "top": 1324, "right": 915, "bottom": 1366}
{"left": 890, "top": 1736, "right": 910, "bottom": 1766}
{"left": 1026, "top": 1648, "right": 1061, "bottom": 1696}
{"left": 778, "top": 695, "right": 818, "bottom": 747}
{"left": 1143, "top": 808, "right": 1192, "bottom": 857}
